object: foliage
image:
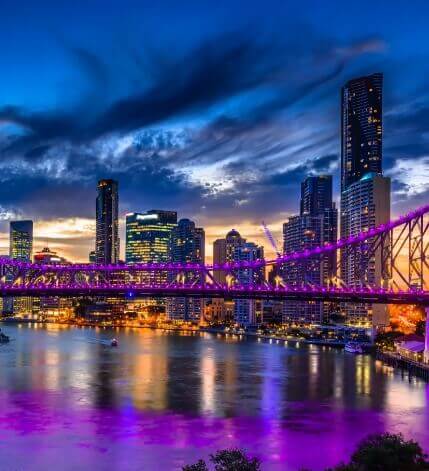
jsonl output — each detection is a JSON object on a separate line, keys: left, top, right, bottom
{"left": 183, "top": 435, "right": 429, "bottom": 471}
{"left": 374, "top": 331, "right": 403, "bottom": 350}
{"left": 210, "top": 448, "right": 261, "bottom": 471}
{"left": 182, "top": 459, "right": 209, "bottom": 471}
{"left": 182, "top": 449, "right": 260, "bottom": 471}
{"left": 327, "top": 433, "right": 429, "bottom": 471}
{"left": 415, "top": 320, "right": 426, "bottom": 337}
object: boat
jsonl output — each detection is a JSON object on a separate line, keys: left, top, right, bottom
{"left": 0, "top": 329, "right": 10, "bottom": 344}
{"left": 111, "top": 338, "right": 118, "bottom": 347}
{"left": 345, "top": 342, "right": 364, "bottom": 354}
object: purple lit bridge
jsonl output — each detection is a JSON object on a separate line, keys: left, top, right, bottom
{"left": 0, "top": 205, "right": 428, "bottom": 305}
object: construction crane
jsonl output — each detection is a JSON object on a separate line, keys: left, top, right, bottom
{"left": 261, "top": 221, "right": 281, "bottom": 257}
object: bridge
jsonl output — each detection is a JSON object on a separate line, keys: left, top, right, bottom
{"left": 0, "top": 204, "right": 428, "bottom": 304}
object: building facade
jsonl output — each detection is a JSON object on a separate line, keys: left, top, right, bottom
{"left": 232, "top": 241, "right": 264, "bottom": 326}
{"left": 10, "top": 220, "right": 33, "bottom": 261}
{"left": 9, "top": 220, "right": 33, "bottom": 316}
{"left": 283, "top": 176, "right": 337, "bottom": 324}
{"left": 340, "top": 173, "right": 390, "bottom": 326}
{"left": 126, "top": 210, "right": 177, "bottom": 317}
{"left": 341, "top": 73, "right": 383, "bottom": 192}
{"left": 340, "top": 73, "right": 390, "bottom": 328}
{"left": 126, "top": 210, "right": 177, "bottom": 265}
{"left": 96, "top": 179, "right": 119, "bottom": 265}
{"left": 167, "top": 218, "right": 205, "bottom": 321}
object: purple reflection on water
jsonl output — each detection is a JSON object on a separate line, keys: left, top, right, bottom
{"left": 0, "top": 325, "right": 429, "bottom": 470}
{"left": 0, "top": 389, "right": 427, "bottom": 470}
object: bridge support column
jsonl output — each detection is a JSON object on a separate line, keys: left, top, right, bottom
{"left": 424, "top": 307, "right": 429, "bottom": 364}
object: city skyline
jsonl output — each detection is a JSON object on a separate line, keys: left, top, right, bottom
{"left": 0, "top": 1, "right": 429, "bottom": 262}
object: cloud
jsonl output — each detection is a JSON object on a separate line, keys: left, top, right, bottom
{"left": 0, "top": 28, "right": 392, "bottom": 260}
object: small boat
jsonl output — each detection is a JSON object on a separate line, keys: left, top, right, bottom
{"left": 111, "top": 338, "right": 118, "bottom": 347}
{"left": 345, "top": 342, "right": 364, "bottom": 354}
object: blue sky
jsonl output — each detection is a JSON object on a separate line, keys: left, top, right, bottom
{"left": 0, "top": 0, "right": 429, "bottom": 260}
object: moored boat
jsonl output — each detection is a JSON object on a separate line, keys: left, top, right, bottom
{"left": 344, "top": 342, "right": 364, "bottom": 354}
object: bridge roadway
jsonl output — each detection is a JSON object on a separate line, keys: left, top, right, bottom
{"left": 0, "top": 285, "right": 428, "bottom": 305}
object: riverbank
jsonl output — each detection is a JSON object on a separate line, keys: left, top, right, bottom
{"left": 1, "top": 318, "right": 372, "bottom": 350}
{"left": 376, "top": 350, "right": 429, "bottom": 381}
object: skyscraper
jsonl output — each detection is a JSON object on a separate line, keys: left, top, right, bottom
{"left": 283, "top": 176, "right": 337, "bottom": 324}
{"left": 126, "top": 210, "right": 177, "bottom": 317}
{"left": 300, "top": 175, "right": 333, "bottom": 216}
{"left": 9, "top": 220, "right": 34, "bottom": 316}
{"left": 10, "top": 220, "right": 33, "bottom": 261}
{"left": 96, "top": 179, "right": 119, "bottom": 265}
{"left": 125, "top": 210, "right": 177, "bottom": 264}
{"left": 340, "top": 173, "right": 390, "bottom": 326}
{"left": 167, "top": 218, "right": 205, "bottom": 321}
{"left": 340, "top": 73, "right": 390, "bottom": 328}
{"left": 233, "top": 241, "right": 264, "bottom": 326}
{"left": 341, "top": 73, "right": 383, "bottom": 192}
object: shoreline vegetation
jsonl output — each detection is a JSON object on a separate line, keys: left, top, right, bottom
{"left": 182, "top": 433, "right": 429, "bottom": 471}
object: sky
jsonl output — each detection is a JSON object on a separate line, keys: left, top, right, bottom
{"left": 0, "top": 0, "right": 429, "bottom": 262}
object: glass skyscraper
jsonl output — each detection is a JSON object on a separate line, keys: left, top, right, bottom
{"left": 96, "top": 179, "right": 119, "bottom": 265}
{"left": 125, "top": 210, "right": 177, "bottom": 265}
{"left": 341, "top": 73, "right": 383, "bottom": 192}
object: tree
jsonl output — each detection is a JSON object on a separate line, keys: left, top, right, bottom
{"left": 415, "top": 320, "right": 426, "bottom": 337}
{"left": 182, "top": 449, "right": 260, "bottom": 471}
{"left": 210, "top": 449, "right": 261, "bottom": 471}
{"left": 182, "top": 459, "right": 209, "bottom": 471}
{"left": 328, "top": 433, "right": 429, "bottom": 471}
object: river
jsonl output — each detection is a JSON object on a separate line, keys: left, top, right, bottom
{"left": 0, "top": 323, "right": 427, "bottom": 470}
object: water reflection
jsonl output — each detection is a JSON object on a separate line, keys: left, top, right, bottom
{"left": 0, "top": 324, "right": 428, "bottom": 470}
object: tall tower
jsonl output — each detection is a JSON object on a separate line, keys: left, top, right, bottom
{"left": 96, "top": 179, "right": 119, "bottom": 265}
{"left": 341, "top": 73, "right": 383, "bottom": 191}
{"left": 340, "top": 73, "right": 390, "bottom": 328}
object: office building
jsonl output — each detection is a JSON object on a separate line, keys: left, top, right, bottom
{"left": 126, "top": 210, "right": 177, "bottom": 264}
{"left": 167, "top": 218, "right": 205, "bottom": 321}
{"left": 283, "top": 176, "right": 337, "bottom": 324}
{"left": 9, "top": 220, "right": 33, "bottom": 316}
{"left": 96, "top": 179, "right": 119, "bottom": 264}
{"left": 10, "top": 220, "right": 33, "bottom": 261}
{"left": 126, "top": 210, "right": 177, "bottom": 316}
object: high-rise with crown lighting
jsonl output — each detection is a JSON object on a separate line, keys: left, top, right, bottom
{"left": 96, "top": 179, "right": 119, "bottom": 265}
